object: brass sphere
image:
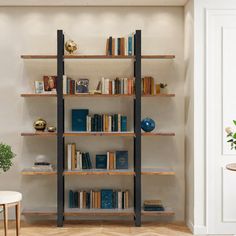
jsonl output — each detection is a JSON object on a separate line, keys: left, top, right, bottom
{"left": 65, "top": 40, "right": 77, "bottom": 54}
{"left": 33, "top": 118, "right": 47, "bottom": 132}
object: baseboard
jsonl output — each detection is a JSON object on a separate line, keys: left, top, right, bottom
{"left": 186, "top": 220, "right": 207, "bottom": 235}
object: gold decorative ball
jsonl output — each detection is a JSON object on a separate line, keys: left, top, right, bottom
{"left": 65, "top": 40, "right": 77, "bottom": 54}
{"left": 47, "top": 126, "right": 56, "bottom": 132}
{"left": 33, "top": 118, "right": 47, "bottom": 132}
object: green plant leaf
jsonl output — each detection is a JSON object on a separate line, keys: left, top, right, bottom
{"left": 233, "top": 120, "right": 236, "bottom": 126}
{"left": 0, "top": 143, "right": 16, "bottom": 173}
{"left": 233, "top": 133, "right": 236, "bottom": 139}
{"left": 228, "top": 139, "right": 234, "bottom": 142}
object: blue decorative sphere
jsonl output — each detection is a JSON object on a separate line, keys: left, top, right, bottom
{"left": 141, "top": 118, "right": 155, "bottom": 132}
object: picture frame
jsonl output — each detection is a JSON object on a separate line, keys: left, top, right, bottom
{"left": 34, "top": 81, "right": 44, "bottom": 94}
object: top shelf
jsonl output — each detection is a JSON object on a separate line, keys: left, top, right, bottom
{"left": 20, "top": 55, "right": 175, "bottom": 60}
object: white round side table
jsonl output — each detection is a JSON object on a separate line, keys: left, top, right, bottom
{"left": 0, "top": 191, "right": 22, "bottom": 236}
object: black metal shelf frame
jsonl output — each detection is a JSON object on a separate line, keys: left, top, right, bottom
{"left": 56, "top": 30, "right": 142, "bottom": 227}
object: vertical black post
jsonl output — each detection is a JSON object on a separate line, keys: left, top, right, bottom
{"left": 134, "top": 30, "right": 141, "bottom": 227}
{"left": 57, "top": 30, "right": 65, "bottom": 227}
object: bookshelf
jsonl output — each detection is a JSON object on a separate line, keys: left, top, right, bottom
{"left": 21, "top": 30, "right": 175, "bottom": 227}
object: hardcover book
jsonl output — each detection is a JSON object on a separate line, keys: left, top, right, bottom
{"left": 116, "top": 151, "right": 128, "bottom": 169}
{"left": 101, "top": 189, "right": 113, "bottom": 209}
{"left": 72, "top": 109, "right": 89, "bottom": 131}
{"left": 96, "top": 154, "right": 107, "bottom": 169}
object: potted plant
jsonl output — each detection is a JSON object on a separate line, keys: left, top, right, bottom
{"left": 0, "top": 143, "right": 16, "bottom": 172}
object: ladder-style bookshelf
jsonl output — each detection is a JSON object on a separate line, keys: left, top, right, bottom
{"left": 21, "top": 30, "right": 176, "bottom": 227}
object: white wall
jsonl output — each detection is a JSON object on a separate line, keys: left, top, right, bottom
{"left": 184, "top": 0, "right": 194, "bottom": 231}
{"left": 0, "top": 6, "right": 185, "bottom": 221}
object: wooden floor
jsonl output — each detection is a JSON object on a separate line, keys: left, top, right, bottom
{"left": 0, "top": 221, "right": 193, "bottom": 236}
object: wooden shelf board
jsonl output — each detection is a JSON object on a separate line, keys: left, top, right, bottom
{"left": 21, "top": 55, "right": 57, "bottom": 59}
{"left": 141, "top": 207, "right": 174, "bottom": 216}
{"left": 21, "top": 170, "right": 57, "bottom": 176}
{"left": 141, "top": 132, "right": 175, "bottom": 136}
{"left": 64, "top": 169, "right": 135, "bottom": 176}
{"left": 21, "top": 93, "right": 56, "bottom": 97}
{"left": 64, "top": 55, "right": 134, "bottom": 59}
{"left": 64, "top": 208, "right": 134, "bottom": 216}
{"left": 142, "top": 94, "right": 175, "bottom": 97}
{"left": 64, "top": 132, "right": 135, "bottom": 137}
{"left": 21, "top": 132, "right": 57, "bottom": 137}
{"left": 141, "top": 168, "right": 175, "bottom": 175}
{"left": 21, "top": 54, "right": 175, "bottom": 60}
{"left": 142, "top": 55, "right": 175, "bottom": 59}
{"left": 22, "top": 208, "right": 57, "bottom": 216}
{"left": 64, "top": 94, "right": 134, "bottom": 97}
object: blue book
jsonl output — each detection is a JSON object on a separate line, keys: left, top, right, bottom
{"left": 74, "top": 191, "right": 78, "bottom": 208}
{"left": 116, "top": 151, "right": 128, "bottom": 169}
{"left": 86, "top": 152, "right": 92, "bottom": 169}
{"left": 72, "top": 109, "right": 89, "bottom": 131}
{"left": 121, "top": 116, "right": 127, "bottom": 132}
{"left": 128, "top": 35, "right": 133, "bottom": 55}
{"left": 101, "top": 189, "right": 113, "bottom": 209}
{"left": 69, "top": 190, "right": 74, "bottom": 208}
{"left": 96, "top": 155, "right": 107, "bottom": 169}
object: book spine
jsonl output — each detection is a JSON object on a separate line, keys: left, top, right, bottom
{"left": 80, "top": 191, "right": 83, "bottom": 209}
{"left": 128, "top": 35, "right": 132, "bottom": 56}
{"left": 118, "top": 114, "right": 121, "bottom": 132}
{"left": 108, "top": 37, "right": 112, "bottom": 56}
{"left": 67, "top": 144, "right": 72, "bottom": 170}
{"left": 107, "top": 152, "right": 109, "bottom": 170}
{"left": 118, "top": 191, "right": 122, "bottom": 209}
{"left": 118, "top": 38, "right": 121, "bottom": 55}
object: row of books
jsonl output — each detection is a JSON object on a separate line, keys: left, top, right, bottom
{"left": 143, "top": 200, "right": 165, "bottom": 211}
{"left": 66, "top": 144, "right": 129, "bottom": 170}
{"left": 66, "top": 147, "right": 92, "bottom": 170}
{"left": 106, "top": 34, "right": 134, "bottom": 56}
{"left": 69, "top": 189, "right": 129, "bottom": 209}
{"left": 63, "top": 76, "right": 89, "bottom": 95}
{"left": 72, "top": 109, "right": 128, "bottom": 132}
{"left": 96, "top": 151, "right": 128, "bottom": 169}
{"left": 86, "top": 114, "right": 127, "bottom": 132}
{"left": 142, "top": 76, "right": 155, "bottom": 95}
{"left": 99, "top": 77, "right": 134, "bottom": 95}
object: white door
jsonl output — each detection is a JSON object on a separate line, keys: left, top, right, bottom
{"left": 206, "top": 10, "right": 236, "bottom": 234}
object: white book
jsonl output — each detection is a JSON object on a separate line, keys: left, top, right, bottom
{"left": 125, "top": 37, "right": 128, "bottom": 56}
{"left": 120, "top": 78, "right": 124, "bottom": 94}
{"left": 79, "top": 152, "right": 82, "bottom": 170}
{"left": 90, "top": 190, "right": 93, "bottom": 208}
{"left": 124, "top": 78, "right": 128, "bottom": 94}
{"left": 104, "top": 78, "right": 110, "bottom": 94}
{"left": 80, "top": 191, "right": 83, "bottom": 209}
{"left": 118, "top": 191, "right": 122, "bottom": 209}
{"left": 107, "top": 152, "right": 110, "bottom": 170}
{"left": 101, "top": 77, "right": 105, "bottom": 94}
{"left": 114, "top": 38, "right": 118, "bottom": 56}
{"left": 67, "top": 144, "right": 72, "bottom": 170}
{"left": 118, "top": 114, "right": 121, "bottom": 132}
{"left": 88, "top": 116, "right": 91, "bottom": 132}
{"left": 86, "top": 116, "right": 89, "bottom": 131}
{"left": 112, "top": 80, "right": 115, "bottom": 94}
{"left": 108, "top": 116, "right": 112, "bottom": 132}
{"left": 63, "top": 75, "right": 67, "bottom": 94}
{"left": 76, "top": 151, "right": 81, "bottom": 170}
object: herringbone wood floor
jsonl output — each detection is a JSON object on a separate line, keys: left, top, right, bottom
{"left": 0, "top": 221, "right": 192, "bottom": 236}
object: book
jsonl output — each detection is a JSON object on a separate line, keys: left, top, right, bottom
{"left": 121, "top": 116, "right": 127, "bottom": 132}
{"left": 72, "top": 109, "right": 89, "bottom": 131}
{"left": 96, "top": 154, "right": 107, "bottom": 169}
{"left": 76, "top": 79, "right": 89, "bottom": 93}
{"left": 116, "top": 151, "right": 128, "bottom": 169}
{"left": 67, "top": 144, "right": 72, "bottom": 170}
{"left": 101, "top": 189, "right": 113, "bottom": 209}
{"left": 69, "top": 190, "right": 74, "bottom": 208}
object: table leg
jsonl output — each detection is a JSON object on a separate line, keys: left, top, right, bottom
{"left": 16, "top": 202, "right": 20, "bottom": 236}
{"left": 3, "top": 204, "right": 8, "bottom": 236}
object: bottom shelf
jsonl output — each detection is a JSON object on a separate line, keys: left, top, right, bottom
{"left": 22, "top": 207, "right": 174, "bottom": 217}
{"left": 64, "top": 208, "right": 134, "bottom": 216}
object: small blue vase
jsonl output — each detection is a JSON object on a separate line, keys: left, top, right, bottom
{"left": 141, "top": 118, "right": 155, "bottom": 132}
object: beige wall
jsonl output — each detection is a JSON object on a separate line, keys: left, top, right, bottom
{"left": 0, "top": 6, "right": 185, "bottom": 221}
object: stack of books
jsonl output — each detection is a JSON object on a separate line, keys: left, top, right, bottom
{"left": 106, "top": 34, "right": 134, "bottom": 56}
{"left": 96, "top": 151, "right": 128, "bottom": 170}
{"left": 31, "top": 162, "right": 54, "bottom": 172}
{"left": 69, "top": 189, "right": 129, "bottom": 209}
{"left": 98, "top": 77, "right": 134, "bottom": 95}
{"left": 143, "top": 200, "right": 165, "bottom": 211}
{"left": 142, "top": 76, "right": 155, "bottom": 95}
{"left": 66, "top": 144, "right": 92, "bottom": 170}
{"left": 86, "top": 113, "right": 127, "bottom": 132}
